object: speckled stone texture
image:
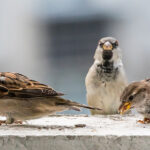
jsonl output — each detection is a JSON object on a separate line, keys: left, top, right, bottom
{"left": 0, "top": 114, "right": 150, "bottom": 150}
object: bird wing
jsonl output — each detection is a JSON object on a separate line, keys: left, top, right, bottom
{"left": 0, "top": 72, "right": 64, "bottom": 98}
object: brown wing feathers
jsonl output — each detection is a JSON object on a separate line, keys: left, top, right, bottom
{"left": 10, "top": 88, "right": 64, "bottom": 98}
{"left": 0, "top": 72, "right": 63, "bottom": 98}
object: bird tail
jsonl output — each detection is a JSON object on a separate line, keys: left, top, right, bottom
{"left": 55, "top": 97, "right": 102, "bottom": 112}
{"left": 69, "top": 101, "right": 102, "bottom": 111}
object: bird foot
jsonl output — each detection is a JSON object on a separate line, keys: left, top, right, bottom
{"left": 14, "top": 120, "right": 23, "bottom": 124}
{"left": 137, "top": 118, "right": 150, "bottom": 124}
{"left": 0, "top": 120, "right": 6, "bottom": 125}
{"left": 0, "top": 120, "right": 22, "bottom": 125}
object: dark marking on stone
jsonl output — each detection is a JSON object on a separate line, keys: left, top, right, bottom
{"left": 75, "top": 124, "right": 86, "bottom": 128}
{"left": 66, "top": 136, "right": 75, "bottom": 140}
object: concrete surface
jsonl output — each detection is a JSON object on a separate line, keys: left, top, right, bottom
{"left": 0, "top": 114, "right": 150, "bottom": 150}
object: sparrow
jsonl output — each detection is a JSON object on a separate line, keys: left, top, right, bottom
{"left": 119, "top": 79, "right": 150, "bottom": 124}
{"left": 85, "top": 37, "right": 127, "bottom": 115}
{"left": 0, "top": 72, "right": 101, "bottom": 125}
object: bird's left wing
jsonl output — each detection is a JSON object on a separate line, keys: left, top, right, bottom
{"left": 0, "top": 72, "right": 64, "bottom": 98}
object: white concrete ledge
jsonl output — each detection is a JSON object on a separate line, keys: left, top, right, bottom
{"left": 0, "top": 114, "right": 150, "bottom": 150}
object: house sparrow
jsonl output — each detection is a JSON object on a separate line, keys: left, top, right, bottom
{"left": 85, "top": 37, "right": 127, "bottom": 115}
{"left": 0, "top": 72, "right": 101, "bottom": 125}
{"left": 119, "top": 79, "right": 150, "bottom": 124}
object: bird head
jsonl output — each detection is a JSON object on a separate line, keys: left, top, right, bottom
{"left": 94, "top": 37, "right": 121, "bottom": 63}
{"left": 119, "top": 81, "right": 147, "bottom": 114}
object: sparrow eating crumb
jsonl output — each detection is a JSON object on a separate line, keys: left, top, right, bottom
{"left": 119, "top": 79, "right": 150, "bottom": 124}
{"left": 85, "top": 37, "right": 127, "bottom": 115}
{"left": 0, "top": 72, "right": 101, "bottom": 125}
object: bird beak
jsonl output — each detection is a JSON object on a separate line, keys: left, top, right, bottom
{"left": 103, "top": 41, "right": 113, "bottom": 50}
{"left": 119, "top": 102, "right": 131, "bottom": 114}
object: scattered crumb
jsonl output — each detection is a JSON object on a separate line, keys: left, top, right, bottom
{"left": 75, "top": 124, "right": 86, "bottom": 128}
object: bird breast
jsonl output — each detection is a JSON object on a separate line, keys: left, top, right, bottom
{"left": 86, "top": 66, "right": 127, "bottom": 114}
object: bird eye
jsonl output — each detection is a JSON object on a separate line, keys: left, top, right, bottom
{"left": 128, "top": 95, "right": 134, "bottom": 101}
{"left": 112, "top": 41, "right": 118, "bottom": 48}
{"left": 99, "top": 43, "right": 103, "bottom": 48}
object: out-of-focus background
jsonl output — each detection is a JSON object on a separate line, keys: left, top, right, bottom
{"left": 0, "top": 0, "right": 149, "bottom": 114}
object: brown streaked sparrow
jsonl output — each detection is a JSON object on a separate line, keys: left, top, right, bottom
{"left": 119, "top": 79, "right": 150, "bottom": 124}
{"left": 85, "top": 37, "right": 127, "bottom": 115}
{"left": 0, "top": 72, "right": 101, "bottom": 125}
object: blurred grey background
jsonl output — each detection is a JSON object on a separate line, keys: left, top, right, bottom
{"left": 0, "top": 0, "right": 149, "bottom": 114}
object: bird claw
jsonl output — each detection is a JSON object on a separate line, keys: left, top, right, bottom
{"left": 14, "top": 120, "right": 23, "bottom": 124}
{"left": 0, "top": 120, "right": 22, "bottom": 125}
{"left": 0, "top": 120, "right": 6, "bottom": 125}
{"left": 137, "top": 118, "right": 150, "bottom": 124}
